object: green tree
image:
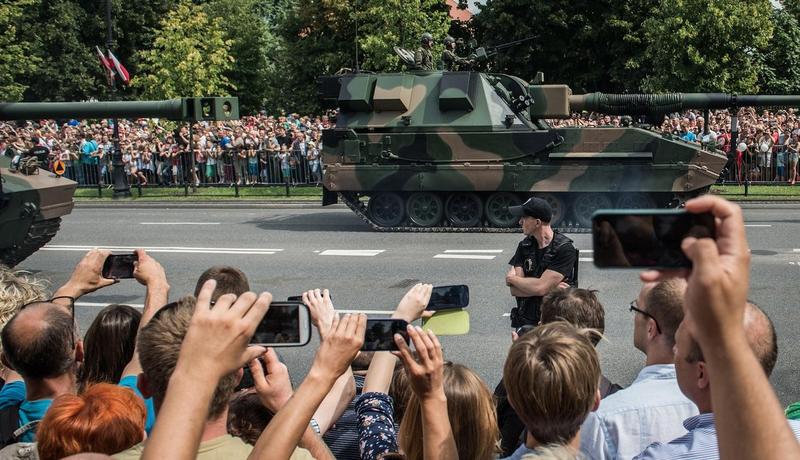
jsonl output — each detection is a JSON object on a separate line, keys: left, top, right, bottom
{"left": 80, "top": 0, "right": 180, "bottom": 92}
{"left": 19, "top": 0, "right": 100, "bottom": 101}
{"left": 759, "top": 8, "right": 800, "bottom": 94}
{"left": 358, "top": 0, "right": 451, "bottom": 71}
{"left": 132, "top": 0, "right": 234, "bottom": 99}
{"left": 203, "top": 0, "right": 275, "bottom": 114}
{"left": 0, "top": 0, "right": 40, "bottom": 101}
{"left": 472, "top": 0, "right": 656, "bottom": 92}
{"left": 641, "top": 0, "right": 773, "bottom": 93}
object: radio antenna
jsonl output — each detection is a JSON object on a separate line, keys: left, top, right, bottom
{"left": 354, "top": 9, "right": 360, "bottom": 72}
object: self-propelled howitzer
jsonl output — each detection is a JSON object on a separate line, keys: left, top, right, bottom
{"left": 0, "top": 97, "right": 239, "bottom": 267}
{"left": 318, "top": 70, "right": 800, "bottom": 231}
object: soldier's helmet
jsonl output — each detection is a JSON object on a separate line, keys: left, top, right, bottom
{"left": 421, "top": 33, "right": 433, "bottom": 45}
{"left": 444, "top": 36, "right": 455, "bottom": 46}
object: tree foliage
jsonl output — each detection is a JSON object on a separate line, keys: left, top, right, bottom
{"left": 759, "top": 8, "right": 800, "bottom": 94}
{"left": 19, "top": 0, "right": 100, "bottom": 101}
{"left": 132, "top": 0, "right": 234, "bottom": 99}
{"left": 203, "top": 0, "right": 276, "bottom": 113}
{"left": 0, "top": 0, "right": 40, "bottom": 101}
{"left": 472, "top": 0, "right": 657, "bottom": 93}
{"left": 641, "top": 0, "right": 773, "bottom": 93}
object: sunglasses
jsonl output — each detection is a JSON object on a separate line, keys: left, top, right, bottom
{"left": 629, "top": 300, "right": 662, "bottom": 335}
{"left": 20, "top": 296, "right": 75, "bottom": 319}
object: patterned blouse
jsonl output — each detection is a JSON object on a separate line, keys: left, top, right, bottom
{"left": 356, "top": 392, "right": 399, "bottom": 460}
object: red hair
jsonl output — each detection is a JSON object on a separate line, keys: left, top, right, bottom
{"left": 37, "top": 383, "right": 146, "bottom": 460}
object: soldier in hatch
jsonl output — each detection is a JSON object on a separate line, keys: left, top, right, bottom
{"left": 414, "top": 33, "right": 434, "bottom": 71}
{"left": 442, "top": 36, "right": 472, "bottom": 71}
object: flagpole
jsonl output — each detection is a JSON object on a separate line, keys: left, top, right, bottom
{"left": 107, "top": 0, "right": 131, "bottom": 198}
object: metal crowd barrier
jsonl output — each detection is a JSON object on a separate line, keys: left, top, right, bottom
{"left": 54, "top": 148, "right": 324, "bottom": 195}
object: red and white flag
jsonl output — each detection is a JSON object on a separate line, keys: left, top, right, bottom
{"left": 107, "top": 50, "right": 130, "bottom": 85}
{"left": 96, "top": 46, "right": 114, "bottom": 81}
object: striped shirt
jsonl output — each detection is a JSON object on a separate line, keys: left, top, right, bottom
{"left": 633, "top": 413, "right": 800, "bottom": 459}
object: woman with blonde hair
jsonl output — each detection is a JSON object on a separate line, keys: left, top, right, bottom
{"left": 398, "top": 363, "right": 499, "bottom": 460}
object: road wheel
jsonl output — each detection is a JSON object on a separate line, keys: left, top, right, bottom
{"left": 484, "top": 192, "right": 521, "bottom": 228}
{"left": 572, "top": 193, "right": 612, "bottom": 228}
{"left": 368, "top": 192, "right": 405, "bottom": 227}
{"left": 534, "top": 193, "right": 566, "bottom": 227}
{"left": 445, "top": 193, "right": 483, "bottom": 227}
{"left": 614, "top": 193, "right": 656, "bottom": 209}
{"left": 406, "top": 192, "right": 444, "bottom": 227}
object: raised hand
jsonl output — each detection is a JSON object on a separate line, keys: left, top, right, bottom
{"left": 302, "top": 288, "right": 336, "bottom": 338}
{"left": 394, "top": 283, "right": 433, "bottom": 322}
{"left": 394, "top": 325, "right": 445, "bottom": 400}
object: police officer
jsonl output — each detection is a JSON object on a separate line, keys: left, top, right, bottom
{"left": 442, "top": 36, "right": 471, "bottom": 71}
{"left": 505, "top": 197, "right": 578, "bottom": 327}
{"left": 414, "top": 33, "right": 434, "bottom": 71}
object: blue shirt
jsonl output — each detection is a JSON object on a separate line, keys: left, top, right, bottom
{"left": 633, "top": 413, "right": 800, "bottom": 459}
{"left": 0, "top": 381, "right": 25, "bottom": 409}
{"left": 580, "top": 364, "right": 699, "bottom": 460}
{"left": 682, "top": 131, "right": 697, "bottom": 143}
{"left": 0, "top": 377, "right": 156, "bottom": 438}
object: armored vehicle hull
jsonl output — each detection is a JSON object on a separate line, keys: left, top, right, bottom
{"left": 318, "top": 70, "right": 742, "bottom": 231}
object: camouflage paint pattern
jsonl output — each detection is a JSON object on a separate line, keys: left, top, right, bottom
{"left": 318, "top": 70, "right": 794, "bottom": 229}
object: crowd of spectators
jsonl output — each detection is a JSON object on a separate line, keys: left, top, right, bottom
{"left": 0, "top": 195, "right": 797, "bottom": 459}
{"left": 0, "top": 113, "right": 332, "bottom": 188}
{"left": 4, "top": 106, "right": 800, "bottom": 190}
{"left": 551, "top": 107, "right": 800, "bottom": 185}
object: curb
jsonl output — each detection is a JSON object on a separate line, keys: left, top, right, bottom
{"left": 74, "top": 200, "right": 335, "bottom": 209}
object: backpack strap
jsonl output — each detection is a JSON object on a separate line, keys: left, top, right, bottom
{"left": 0, "top": 403, "right": 21, "bottom": 447}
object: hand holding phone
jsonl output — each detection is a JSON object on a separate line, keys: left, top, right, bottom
{"left": 250, "top": 302, "right": 312, "bottom": 347}
{"left": 102, "top": 253, "right": 138, "bottom": 279}
{"left": 426, "top": 285, "right": 469, "bottom": 310}
{"left": 362, "top": 319, "right": 410, "bottom": 351}
{"left": 592, "top": 209, "right": 715, "bottom": 268}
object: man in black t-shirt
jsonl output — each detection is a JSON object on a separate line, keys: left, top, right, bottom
{"left": 26, "top": 137, "right": 50, "bottom": 167}
{"left": 506, "top": 197, "right": 578, "bottom": 327}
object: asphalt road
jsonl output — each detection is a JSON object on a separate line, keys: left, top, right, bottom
{"left": 15, "top": 202, "right": 800, "bottom": 406}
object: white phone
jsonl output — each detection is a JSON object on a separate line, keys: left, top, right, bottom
{"left": 250, "top": 302, "right": 312, "bottom": 347}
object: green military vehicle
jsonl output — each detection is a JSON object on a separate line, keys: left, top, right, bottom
{"left": 0, "top": 98, "right": 238, "bottom": 267}
{"left": 317, "top": 70, "right": 800, "bottom": 231}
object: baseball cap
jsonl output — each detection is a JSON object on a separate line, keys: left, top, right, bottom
{"left": 508, "top": 197, "right": 552, "bottom": 222}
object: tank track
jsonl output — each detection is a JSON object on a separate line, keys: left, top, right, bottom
{"left": 0, "top": 217, "right": 62, "bottom": 267}
{"left": 338, "top": 192, "right": 591, "bottom": 233}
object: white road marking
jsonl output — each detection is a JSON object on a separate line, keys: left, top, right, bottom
{"left": 140, "top": 222, "right": 220, "bottom": 225}
{"left": 744, "top": 224, "right": 772, "bottom": 228}
{"left": 75, "top": 301, "right": 392, "bottom": 315}
{"left": 794, "top": 249, "right": 800, "bottom": 253}
{"left": 43, "top": 245, "right": 282, "bottom": 255}
{"left": 443, "top": 249, "right": 503, "bottom": 254}
{"left": 502, "top": 313, "right": 511, "bottom": 317}
{"left": 434, "top": 254, "right": 496, "bottom": 260}
{"left": 579, "top": 257, "right": 594, "bottom": 262}
{"left": 319, "top": 249, "right": 385, "bottom": 257}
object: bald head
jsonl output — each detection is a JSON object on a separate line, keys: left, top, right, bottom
{"left": 0, "top": 302, "right": 77, "bottom": 380}
{"left": 685, "top": 301, "right": 777, "bottom": 376}
{"left": 743, "top": 302, "right": 778, "bottom": 376}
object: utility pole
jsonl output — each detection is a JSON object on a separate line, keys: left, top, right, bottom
{"left": 107, "top": 0, "right": 131, "bottom": 198}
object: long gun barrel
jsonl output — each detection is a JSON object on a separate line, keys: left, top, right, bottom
{"left": 0, "top": 97, "right": 239, "bottom": 122}
{"left": 528, "top": 85, "right": 800, "bottom": 119}
{"left": 569, "top": 93, "right": 800, "bottom": 115}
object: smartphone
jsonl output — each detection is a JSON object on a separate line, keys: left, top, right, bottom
{"left": 422, "top": 310, "right": 470, "bottom": 335}
{"left": 102, "top": 254, "right": 138, "bottom": 279}
{"left": 426, "top": 285, "right": 469, "bottom": 310}
{"left": 362, "top": 319, "right": 409, "bottom": 351}
{"left": 287, "top": 293, "right": 333, "bottom": 302}
{"left": 250, "top": 302, "right": 312, "bottom": 347}
{"left": 592, "top": 209, "right": 716, "bottom": 268}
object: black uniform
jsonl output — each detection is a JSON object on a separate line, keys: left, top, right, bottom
{"left": 27, "top": 145, "right": 50, "bottom": 165}
{"left": 508, "top": 232, "right": 578, "bottom": 327}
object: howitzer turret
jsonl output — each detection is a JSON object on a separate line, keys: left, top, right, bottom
{"left": 318, "top": 69, "right": 800, "bottom": 232}
{"left": 0, "top": 97, "right": 239, "bottom": 267}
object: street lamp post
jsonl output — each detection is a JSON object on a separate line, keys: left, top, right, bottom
{"left": 107, "top": 0, "right": 131, "bottom": 198}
